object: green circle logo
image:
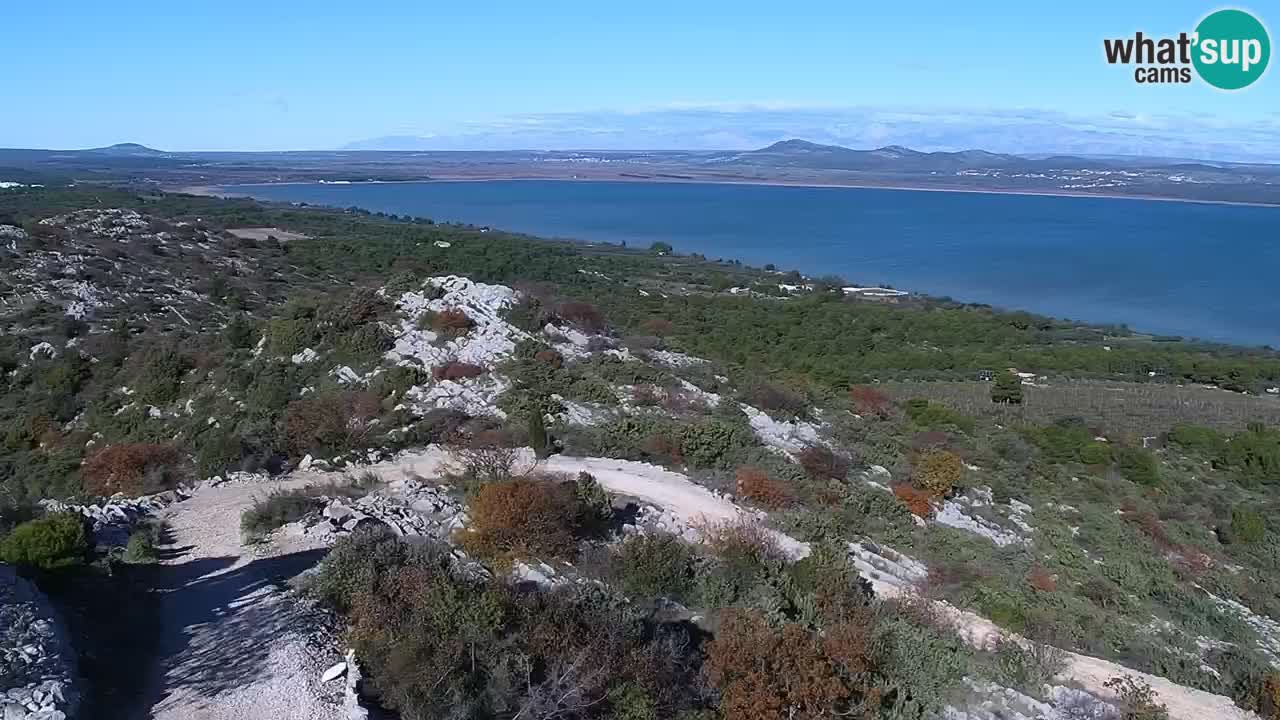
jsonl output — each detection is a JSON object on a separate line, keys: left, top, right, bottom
{"left": 1192, "top": 9, "right": 1270, "bottom": 90}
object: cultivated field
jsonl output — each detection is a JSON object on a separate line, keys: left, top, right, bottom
{"left": 881, "top": 380, "right": 1280, "bottom": 436}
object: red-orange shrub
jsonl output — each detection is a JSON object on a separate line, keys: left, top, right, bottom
{"left": 705, "top": 610, "right": 849, "bottom": 720}
{"left": 430, "top": 308, "right": 474, "bottom": 338}
{"left": 892, "top": 483, "right": 934, "bottom": 518}
{"left": 642, "top": 433, "right": 683, "bottom": 464}
{"left": 457, "top": 478, "right": 579, "bottom": 560}
{"left": 639, "top": 317, "right": 674, "bottom": 337}
{"left": 631, "top": 384, "right": 661, "bottom": 406}
{"left": 848, "top": 385, "right": 892, "bottom": 418}
{"left": 83, "top": 443, "right": 183, "bottom": 496}
{"left": 556, "top": 301, "right": 606, "bottom": 332}
{"left": 1261, "top": 673, "right": 1280, "bottom": 720}
{"left": 735, "top": 466, "right": 795, "bottom": 509}
{"left": 533, "top": 348, "right": 563, "bottom": 368}
{"left": 432, "top": 361, "right": 484, "bottom": 381}
{"left": 1027, "top": 565, "right": 1057, "bottom": 592}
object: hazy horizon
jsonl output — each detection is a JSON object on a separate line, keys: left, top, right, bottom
{"left": 5, "top": 1, "right": 1277, "bottom": 161}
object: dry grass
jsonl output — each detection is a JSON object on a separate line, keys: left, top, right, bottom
{"left": 882, "top": 380, "right": 1280, "bottom": 436}
{"left": 696, "top": 517, "right": 787, "bottom": 565}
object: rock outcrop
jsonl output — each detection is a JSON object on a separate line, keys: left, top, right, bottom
{"left": 40, "top": 488, "right": 190, "bottom": 548}
{"left": 0, "top": 565, "right": 80, "bottom": 720}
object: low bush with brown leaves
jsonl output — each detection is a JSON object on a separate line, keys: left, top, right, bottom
{"left": 83, "top": 443, "right": 184, "bottom": 496}
{"left": 734, "top": 465, "right": 795, "bottom": 509}
{"left": 432, "top": 360, "right": 485, "bottom": 381}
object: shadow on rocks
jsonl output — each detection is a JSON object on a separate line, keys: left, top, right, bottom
{"left": 135, "top": 547, "right": 331, "bottom": 718}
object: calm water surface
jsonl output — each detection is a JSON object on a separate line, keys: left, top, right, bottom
{"left": 235, "top": 180, "right": 1280, "bottom": 347}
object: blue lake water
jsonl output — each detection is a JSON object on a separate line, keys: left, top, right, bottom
{"left": 235, "top": 180, "right": 1280, "bottom": 347}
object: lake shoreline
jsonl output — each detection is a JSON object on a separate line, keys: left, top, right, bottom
{"left": 190, "top": 177, "right": 1280, "bottom": 347}
{"left": 181, "top": 175, "right": 1280, "bottom": 210}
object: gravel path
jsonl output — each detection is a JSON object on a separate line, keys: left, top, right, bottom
{"left": 140, "top": 478, "right": 345, "bottom": 720}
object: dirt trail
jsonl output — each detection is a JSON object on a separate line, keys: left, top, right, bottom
{"left": 348, "top": 446, "right": 1258, "bottom": 720}
{"left": 139, "top": 477, "right": 345, "bottom": 720}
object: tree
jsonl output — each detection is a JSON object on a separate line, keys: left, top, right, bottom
{"left": 991, "top": 371, "right": 1024, "bottom": 404}
{"left": 528, "top": 410, "right": 550, "bottom": 459}
{"left": 224, "top": 313, "right": 254, "bottom": 349}
{"left": 649, "top": 241, "right": 673, "bottom": 255}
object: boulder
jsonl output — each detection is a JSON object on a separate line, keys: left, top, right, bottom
{"left": 320, "top": 661, "right": 348, "bottom": 683}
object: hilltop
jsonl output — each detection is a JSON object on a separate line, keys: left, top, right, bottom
{"left": 84, "top": 143, "right": 167, "bottom": 157}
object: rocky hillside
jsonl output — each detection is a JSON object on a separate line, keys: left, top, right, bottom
{"left": 3, "top": 187, "right": 1280, "bottom": 720}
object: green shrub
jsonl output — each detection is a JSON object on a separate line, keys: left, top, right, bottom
{"left": 333, "top": 323, "right": 391, "bottom": 366}
{"left": 1221, "top": 425, "right": 1280, "bottom": 485}
{"left": 988, "top": 636, "right": 1068, "bottom": 694}
{"left": 608, "top": 683, "right": 657, "bottom": 720}
{"left": 613, "top": 532, "right": 695, "bottom": 600}
{"left": 1231, "top": 506, "right": 1266, "bottom": 544}
{"left": 123, "top": 522, "right": 162, "bottom": 563}
{"left": 133, "top": 344, "right": 190, "bottom": 404}
{"left": 1079, "top": 441, "right": 1114, "bottom": 466}
{"left": 223, "top": 313, "right": 255, "bottom": 349}
{"left": 676, "top": 420, "right": 753, "bottom": 469}
{"left": 195, "top": 430, "right": 244, "bottom": 479}
{"left": 906, "top": 398, "right": 974, "bottom": 432}
{"left": 240, "top": 488, "right": 324, "bottom": 541}
{"left": 241, "top": 361, "right": 302, "bottom": 420}
{"left": 1168, "top": 424, "right": 1226, "bottom": 456}
{"left": 264, "top": 317, "right": 319, "bottom": 355}
{"left": 1030, "top": 419, "right": 1094, "bottom": 463}
{"left": 573, "top": 471, "right": 612, "bottom": 533}
{"left": 1117, "top": 447, "right": 1161, "bottom": 486}
{"left": 0, "top": 513, "right": 88, "bottom": 569}
{"left": 369, "top": 365, "right": 427, "bottom": 401}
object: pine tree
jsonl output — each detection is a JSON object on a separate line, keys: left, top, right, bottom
{"left": 528, "top": 410, "right": 549, "bottom": 458}
{"left": 991, "top": 371, "right": 1024, "bottom": 404}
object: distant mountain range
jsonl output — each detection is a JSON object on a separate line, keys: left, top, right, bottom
{"left": 726, "top": 139, "right": 1029, "bottom": 172}
{"left": 2, "top": 139, "right": 1277, "bottom": 205}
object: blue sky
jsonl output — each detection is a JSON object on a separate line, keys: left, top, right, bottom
{"left": 4, "top": 1, "right": 1278, "bottom": 159}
